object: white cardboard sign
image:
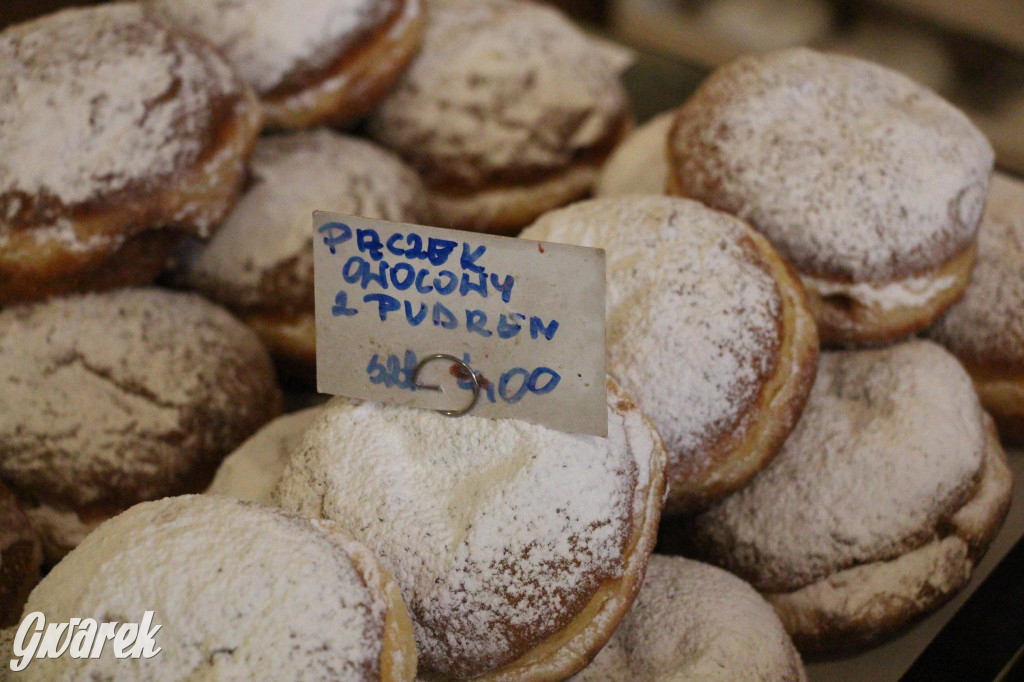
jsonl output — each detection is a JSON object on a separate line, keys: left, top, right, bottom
{"left": 313, "top": 212, "right": 607, "bottom": 436}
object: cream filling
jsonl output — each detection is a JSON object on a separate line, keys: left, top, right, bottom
{"left": 803, "top": 272, "right": 959, "bottom": 312}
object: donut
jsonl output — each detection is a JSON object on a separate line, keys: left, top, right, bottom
{"left": 274, "top": 379, "right": 667, "bottom": 680}
{"left": 571, "top": 555, "right": 806, "bottom": 681}
{"left": 207, "top": 407, "right": 321, "bottom": 505}
{"left": 0, "top": 288, "right": 282, "bottom": 562}
{"left": 368, "top": 0, "right": 632, "bottom": 235}
{"left": 14, "top": 495, "right": 417, "bottom": 680}
{"left": 521, "top": 196, "right": 818, "bottom": 515}
{"left": 666, "top": 48, "right": 994, "bottom": 345}
{"left": 176, "top": 129, "right": 429, "bottom": 381}
{"left": 0, "top": 481, "right": 41, "bottom": 629}
{"left": 147, "top": 0, "right": 424, "bottom": 130}
{"left": 926, "top": 172, "right": 1024, "bottom": 444}
{"left": 688, "top": 340, "right": 1013, "bottom": 655}
{"left": 594, "top": 111, "right": 674, "bottom": 198}
{"left": 0, "top": 4, "right": 262, "bottom": 305}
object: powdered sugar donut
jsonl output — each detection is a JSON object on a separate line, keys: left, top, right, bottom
{"left": 522, "top": 196, "right": 818, "bottom": 514}
{"left": 667, "top": 48, "right": 994, "bottom": 345}
{"left": 689, "top": 340, "right": 1013, "bottom": 654}
{"left": 572, "top": 555, "right": 806, "bottom": 681}
{"left": 274, "top": 379, "right": 667, "bottom": 680}
{"left": 368, "top": 0, "right": 631, "bottom": 234}
{"left": 15, "top": 495, "right": 417, "bottom": 680}
{"left": 0, "top": 482, "right": 41, "bottom": 628}
{"left": 927, "top": 172, "right": 1024, "bottom": 444}
{"left": 594, "top": 111, "right": 674, "bottom": 198}
{"left": 0, "top": 288, "right": 282, "bottom": 562}
{"left": 207, "top": 407, "right": 321, "bottom": 505}
{"left": 0, "top": 4, "right": 261, "bottom": 305}
{"left": 148, "top": 0, "right": 423, "bottom": 130}
{"left": 176, "top": 129, "right": 428, "bottom": 379}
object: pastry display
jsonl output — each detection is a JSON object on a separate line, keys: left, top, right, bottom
{"left": 368, "top": 0, "right": 632, "bottom": 234}
{"left": 0, "top": 481, "right": 41, "bottom": 629}
{"left": 274, "top": 379, "right": 667, "bottom": 680}
{"left": 0, "top": 4, "right": 261, "bottom": 305}
{"left": 176, "top": 129, "right": 428, "bottom": 381}
{"left": 522, "top": 196, "right": 818, "bottom": 515}
{"left": 927, "top": 172, "right": 1024, "bottom": 444}
{"left": 148, "top": 0, "right": 424, "bottom": 130}
{"left": 571, "top": 555, "right": 806, "bottom": 681}
{"left": 0, "top": 288, "right": 282, "bottom": 561}
{"left": 207, "top": 407, "right": 321, "bottom": 505}
{"left": 667, "top": 48, "right": 994, "bottom": 345}
{"left": 0, "top": 0, "right": 1019, "bottom": 674}
{"left": 594, "top": 111, "right": 674, "bottom": 197}
{"left": 15, "top": 495, "right": 418, "bottom": 681}
{"left": 689, "top": 341, "right": 1013, "bottom": 654}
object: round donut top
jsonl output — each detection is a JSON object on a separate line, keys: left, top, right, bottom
{"left": 927, "top": 172, "right": 1024, "bottom": 368}
{"left": 692, "top": 340, "right": 986, "bottom": 593}
{"left": 180, "top": 130, "right": 427, "bottom": 312}
{"left": 368, "top": 0, "right": 630, "bottom": 190}
{"left": 594, "top": 111, "right": 674, "bottom": 198}
{"left": 21, "top": 495, "right": 395, "bottom": 681}
{"left": 207, "top": 407, "right": 321, "bottom": 505}
{"left": 147, "top": 0, "right": 402, "bottom": 96}
{"left": 522, "top": 196, "right": 783, "bottom": 480}
{"left": 0, "top": 4, "right": 250, "bottom": 232}
{"left": 574, "top": 556, "right": 804, "bottom": 682}
{"left": 668, "top": 48, "right": 994, "bottom": 282}
{"left": 273, "top": 382, "right": 659, "bottom": 678}
{"left": 0, "top": 288, "right": 280, "bottom": 511}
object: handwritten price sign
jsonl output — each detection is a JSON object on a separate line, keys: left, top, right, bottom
{"left": 313, "top": 212, "right": 607, "bottom": 436}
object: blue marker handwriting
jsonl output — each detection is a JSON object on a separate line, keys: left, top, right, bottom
{"left": 319, "top": 222, "right": 559, "bottom": 342}
{"left": 366, "top": 350, "right": 560, "bottom": 405}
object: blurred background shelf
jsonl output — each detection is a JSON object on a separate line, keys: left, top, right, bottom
{"left": 601, "top": 0, "right": 1024, "bottom": 174}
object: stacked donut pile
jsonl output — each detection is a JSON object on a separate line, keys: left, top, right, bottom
{"left": 0, "top": 1, "right": 1020, "bottom": 681}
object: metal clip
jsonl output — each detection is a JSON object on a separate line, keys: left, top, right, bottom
{"left": 411, "top": 353, "right": 481, "bottom": 418}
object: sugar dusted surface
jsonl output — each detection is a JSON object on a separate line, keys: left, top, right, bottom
{"left": 0, "top": 4, "right": 245, "bottom": 225}
{"left": 207, "top": 408, "right": 320, "bottom": 504}
{"left": 670, "top": 48, "right": 994, "bottom": 281}
{"left": 0, "top": 288, "right": 279, "bottom": 510}
{"left": 19, "top": 495, "right": 387, "bottom": 681}
{"left": 573, "top": 556, "right": 805, "bottom": 681}
{"left": 148, "top": 0, "right": 398, "bottom": 94}
{"left": 693, "top": 340, "right": 986, "bottom": 593}
{"left": 368, "top": 0, "right": 629, "bottom": 189}
{"left": 181, "top": 130, "right": 427, "bottom": 309}
{"left": 274, "top": 391, "right": 654, "bottom": 677}
{"left": 927, "top": 172, "right": 1024, "bottom": 366}
{"left": 522, "top": 196, "right": 782, "bottom": 484}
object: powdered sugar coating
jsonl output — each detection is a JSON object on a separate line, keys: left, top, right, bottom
{"left": 0, "top": 4, "right": 249, "bottom": 230}
{"left": 595, "top": 111, "right": 674, "bottom": 197}
{"left": 207, "top": 407, "right": 320, "bottom": 504}
{"left": 368, "top": 0, "right": 629, "bottom": 190}
{"left": 669, "top": 47, "right": 994, "bottom": 281}
{"left": 273, "top": 389, "right": 656, "bottom": 678}
{"left": 0, "top": 288, "right": 281, "bottom": 513}
{"left": 573, "top": 556, "right": 805, "bottom": 682}
{"left": 522, "top": 196, "right": 782, "bottom": 486}
{"left": 179, "top": 130, "right": 427, "bottom": 311}
{"left": 19, "top": 495, "right": 390, "bottom": 681}
{"left": 148, "top": 0, "right": 398, "bottom": 95}
{"left": 692, "top": 340, "right": 986, "bottom": 593}
{"left": 927, "top": 172, "right": 1024, "bottom": 367}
